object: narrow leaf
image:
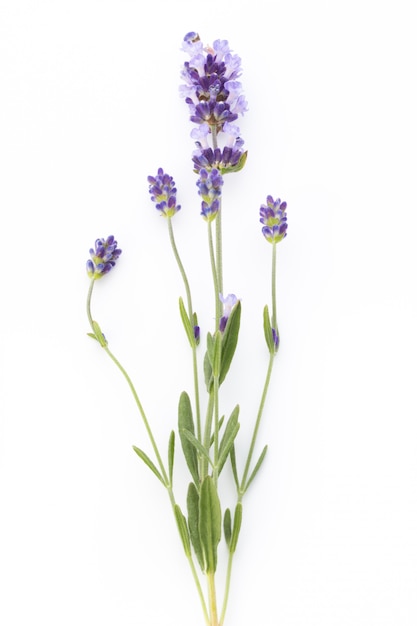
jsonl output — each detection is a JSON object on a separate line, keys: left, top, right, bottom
{"left": 219, "top": 300, "right": 241, "bottom": 385}
{"left": 92, "top": 320, "right": 107, "bottom": 347}
{"left": 187, "top": 483, "right": 205, "bottom": 570}
{"left": 87, "top": 332, "right": 98, "bottom": 341}
{"left": 223, "top": 508, "right": 232, "bottom": 548}
{"left": 229, "top": 444, "right": 240, "bottom": 490}
{"left": 199, "top": 476, "right": 221, "bottom": 573}
{"left": 132, "top": 446, "right": 165, "bottom": 486}
{"left": 174, "top": 504, "right": 191, "bottom": 557}
{"left": 168, "top": 430, "right": 175, "bottom": 485}
{"left": 210, "top": 415, "right": 225, "bottom": 446}
{"left": 204, "top": 332, "right": 214, "bottom": 391}
{"left": 180, "top": 429, "right": 213, "bottom": 468}
{"left": 218, "top": 405, "right": 240, "bottom": 474}
{"left": 263, "top": 304, "right": 274, "bottom": 354}
{"left": 230, "top": 503, "right": 243, "bottom": 553}
{"left": 178, "top": 392, "right": 199, "bottom": 486}
{"left": 244, "top": 445, "right": 268, "bottom": 493}
{"left": 179, "top": 297, "right": 195, "bottom": 347}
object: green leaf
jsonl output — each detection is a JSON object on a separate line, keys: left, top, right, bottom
{"left": 187, "top": 483, "right": 205, "bottom": 570}
{"left": 179, "top": 297, "right": 195, "bottom": 347}
{"left": 223, "top": 508, "right": 232, "bottom": 548}
{"left": 168, "top": 430, "right": 175, "bottom": 485}
{"left": 219, "top": 300, "right": 241, "bottom": 385}
{"left": 217, "top": 405, "right": 240, "bottom": 474}
{"left": 263, "top": 305, "right": 275, "bottom": 354}
{"left": 204, "top": 332, "right": 214, "bottom": 391}
{"left": 230, "top": 503, "right": 243, "bottom": 553}
{"left": 199, "top": 476, "right": 222, "bottom": 573}
{"left": 204, "top": 351, "right": 213, "bottom": 391}
{"left": 244, "top": 445, "right": 268, "bottom": 493}
{"left": 87, "top": 332, "right": 98, "bottom": 341}
{"left": 210, "top": 415, "right": 225, "bottom": 447}
{"left": 178, "top": 392, "right": 199, "bottom": 486}
{"left": 180, "top": 428, "right": 213, "bottom": 468}
{"left": 174, "top": 504, "right": 191, "bottom": 557}
{"left": 229, "top": 444, "right": 240, "bottom": 490}
{"left": 92, "top": 320, "right": 107, "bottom": 347}
{"left": 132, "top": 446, "right": 165, "bottom": 486}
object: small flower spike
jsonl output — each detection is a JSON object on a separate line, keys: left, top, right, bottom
{"left": 86, "top": 236, "right": 122, "bottom": 279}
{"left": 148, "top": 168, "right": 181, "bottom": 217}
{"left": 259, "top": 196, "right": 288, "bottom": 244}
{"left": 219, "top": 293, "right": 238, "bottom": 332}
{"left": 196, "top": 168, "right": 224, "bottom": 221}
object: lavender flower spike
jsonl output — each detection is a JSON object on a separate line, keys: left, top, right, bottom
{"left": 219, "top": 293, "right": 238, "bottom": 332}
{"left": 196, "top": 168, "right": 223, "bottom": 221}
{"left": 259, "top": 196, "right": 288, "bottom": 244}
{"left": 148, "top": 168, "right": 181, "bottom": 218}
{"left": 86, "top": 236, "right": 122, "bottom": 280}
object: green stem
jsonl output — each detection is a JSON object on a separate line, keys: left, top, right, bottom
{"left": 207, "top": 571, "right": 219, "bottom": 626}
{"left": 215, "top": 199, "right": 223, "bottom": 301}
{"left": 208, "top": 222, "right": 221, "bottom": 330}
{"left": 167, "top": 217, "right": 202, "bottom": 442}
{"left": 219, "top": 551, "right": 234, "bottom": 626}
{"left": 271, "top": 241, "right": 277, "bottom": 333}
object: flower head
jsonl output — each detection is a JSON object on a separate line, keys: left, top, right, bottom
{"left": 219, "top": 293, "right": 238, "bottom": 332}
{"left": 180, "top": 33, "right": 248, "bottom": 173}
{"left": 86, "top": 236, "right": 122, "bottom": 280}
{"left": 196, "top": 168, "right": 223, "bottom": 221}
{"left": 259, "top": 196, "right": 288, "bottom": 244}
{"left": 148, "top": 168, "right": 181, "bottom": 217}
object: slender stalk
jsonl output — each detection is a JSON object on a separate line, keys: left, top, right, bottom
{"left": 208, "top": 222, "right": 221, "bottom": 330}
{"left": 219, "top": 550, "right": 234, "bottom": 626}
{"left": 212, "top": 374, "right": 220, "bottom": 486}
{"left": 167, "top": 216, "right": 202, "bottom": 442}
{"left": 202, "top": 389, "right": 215, "bottom": 478}
{"left": 215, "top": 199, "right": 223, "bottom": 300}
{"left": 271, "top": 241, "right": 277, "bottom": 332}
{"left": 207, "top": 571, "right": 219, "bottom": 626}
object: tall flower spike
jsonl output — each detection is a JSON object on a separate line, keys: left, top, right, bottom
{"left": 148, "top": 168, "right": 181, "bottom": 217}
{"left": 196, "top": 168, "right": 223, "bottom": 221}
{"left": 259, "top": 196, "right": 288, "bottom": 244}
{"left": 86, "top": 236, "right": 122, "bottom": 280}
{"left": 180, "top": 33, "right": 248, "bottom": 174}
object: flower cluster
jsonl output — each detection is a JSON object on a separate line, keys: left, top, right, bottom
{"left": 196, "top": 168, "right": 223, "bottom": 221}
{"left": 180, "top": 32, "right": 248, "bottom": 174}
{"left": 86, "top": 236, "right": 122, "bottom": 279}
{"left": 148, "top": 168, "right": 181, "bottom": 217}
{"left": 259, "top": 196, "right": 288, "bottom": 244}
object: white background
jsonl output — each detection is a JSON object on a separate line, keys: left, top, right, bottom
{"left": 1, "top": 1, "right": 416, "bottom": 625}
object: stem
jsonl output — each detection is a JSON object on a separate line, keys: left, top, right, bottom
{"left": 219, "top": 551, "right": 234, "bottom": 626}
{"left": 215, "top": 199, "right": 223, "bottom": 301}
{"left": 208, "top": 222, "right": 221, "bottom": 330}
{"left": 271, "top": 241, "right": 277, "bottom": 332}
{"left": 207, "top": 571, "right": 219, "bottom": 626}
{"left": 167, "top": 217, "right": 202, "bottom": 442}
{"left": 202, "top": 389, "right": 215, "bottom": 478}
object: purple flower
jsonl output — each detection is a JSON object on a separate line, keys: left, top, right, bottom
{"left": 86, "top": 236, "right": 122, "bottom": 280}
{"left": 219, "top": 293, "right": 238, "bottom": 332}
{"left": 196, "top": 168, "right": 223, "bottom": 221}
{"left": 259, "top": 196, "right": 288, "bottom": 244}
{"left": 180, "top": 33, "right": 248, "bottom": 172}
{"left": 148, "top": 168, "right": 181, "bottom": 217}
